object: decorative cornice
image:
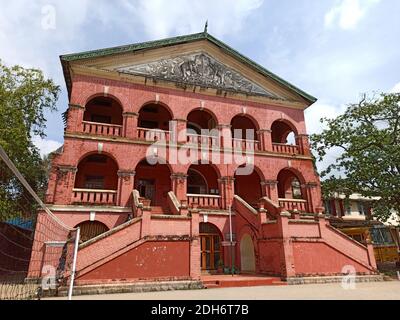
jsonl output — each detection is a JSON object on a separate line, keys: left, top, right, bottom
{"left": 261, "top": 180, "right": 278, "bottom": 186}
{"left": 171, "top": 173, "right": 188, "bottom": 179}
{"left": 122, "top": 111, "right": 139, "bottom": 117}
{"left": 57, "top": 165, "right": 77, "bottom": 173}
{"left": 118, "top": 170, "right": 136, "bottom": 177}
{"left": 68, "top": 103, "right": 84, "bottom": 110}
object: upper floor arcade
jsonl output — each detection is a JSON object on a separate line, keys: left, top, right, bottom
{"left": 64, "top": 91, "right": 311, "bottom": 157}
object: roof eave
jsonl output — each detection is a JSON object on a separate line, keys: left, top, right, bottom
{"left": 60, "top": 31, "right": 317, "bottom": 105}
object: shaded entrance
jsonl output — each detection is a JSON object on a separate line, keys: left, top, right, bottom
{"left": 240, "top": 234, "right": 256, "bottom": 273}
{"left": 134, "top": 159, "right": 172, "bottom": 211}
{"left": 200, "top": 223, "right": 223, "bottom": 271}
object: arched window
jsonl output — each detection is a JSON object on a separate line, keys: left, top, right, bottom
{"left": 187, "top": 165, "right": 219, "bottom": 195}
{"left": 230, "top": 115, "right": 259, "bottom": 141}
{"left": 277, "top": 169, "right": 304, "bottom": 200}
{"left": 187, "top": 109, "right": 217, "bottom": 135}
{"left": 84, "top": 96, "right": 123, "bottom": 125}
{"left": 134, "top": 158, "right": 172, "bottom": 210}
{"left": 75, "top": 221, "right": 109, "bottom": 243}
{"left": 138, "top": 103, "right": 173, "bottom": 131}
{"left": 234, "top": 165, "right": 263, "bottom": 208}
{"left": 75, "top": 154, "right": 118, "bottom": 190}
{"left": 271, "top": 120, "right": 297, "bottom": 145}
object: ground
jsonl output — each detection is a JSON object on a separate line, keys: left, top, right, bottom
{"left": 48, "top": 281, "right": 400, "bottom": 300}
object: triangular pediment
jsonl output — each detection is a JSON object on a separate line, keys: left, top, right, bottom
{"left": 113, "top": 52, "right": 280, "bottom": 99}
{"left": 63, "top": 32, "right": 316, "bottom": 107}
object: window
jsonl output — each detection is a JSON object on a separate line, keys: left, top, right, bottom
{"left": 139, "top": 120, "right": 159, "bottom": 129}
{"left": 370, "top": 227, "right": 395, "bottom": 245}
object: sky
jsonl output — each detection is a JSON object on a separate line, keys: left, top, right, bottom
{"left": 1, "top": 0, "right": 399, "bottom": 172}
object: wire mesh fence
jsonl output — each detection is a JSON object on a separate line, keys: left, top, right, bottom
{"left": 0, "top": 148, "right": 78, "bottom": 300}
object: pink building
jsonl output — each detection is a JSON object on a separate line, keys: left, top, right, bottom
{"left": 28, "top": 31, "right": 377, "bottom": 285}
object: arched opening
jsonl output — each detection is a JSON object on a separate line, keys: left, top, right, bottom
{"left": 240, "top": 234, "right": 256, "bottom": 273}
{"left": 230, "top": 115, "right": 259, "bottom": 141}
{"left": 75, "top": 221, "right": 109, "bottom": 243}
{"left": 187, "top": 109, "right": 218, "bottom": 135}
{"left": 84, "top": 96, "right": 123, "bottom": 125}
{"left": 234, "top": 165, "right": 263, "bottom": 208}
{"left": 187, "top": 164, "right": 219, "bottom": 195}
{"left": 277, "top": 169, "right": 304, "bottom": 200}
{"left": 134, "top": 158, "right": 172, "bottom": 211}
{"left": 271, "top": 120, "right": 297, "bottom": 145}
{"left": 75, "top": 154, "right": 118, "bottom": 190}
{"left": 138, "top": 103, "right": 173, "bottom": 131}
{"left": 199, "top": 223, "right": 223, "bottom": 271}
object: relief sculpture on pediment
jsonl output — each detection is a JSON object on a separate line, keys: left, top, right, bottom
{"left": 116, "top": 53, "right": 279, "bottom": 98}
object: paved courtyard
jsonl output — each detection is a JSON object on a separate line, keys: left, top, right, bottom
{"left": 50, "top": 281, "right": 400, "bottom": 300}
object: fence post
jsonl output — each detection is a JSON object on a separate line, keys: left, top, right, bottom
{"left": 68, "top": 227, "right": 80, "bottom": 301}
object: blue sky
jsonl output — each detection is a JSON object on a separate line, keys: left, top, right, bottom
{"left": 1, "top": 0, "right": 399, "bottom": 171}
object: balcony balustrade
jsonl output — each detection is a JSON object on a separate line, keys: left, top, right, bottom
{"left": 279, "top": 198, "right": 308, "bottom": 212}
{"left": 187, "top": 194, "right": 222, "bottom": 209}
{"left": 232, "top": 138, "right": 261, "bottom": 151}
{"left": 72, "top": 189, "right": 117, "bottom": 205}
{"left": 137, "top": 127, "right": 171, "bottom": 142}
{"left": 82, "top": 121, "right": 122, "bottom": 137}
{"left": 272, "top": 143, "right": 299, "bottom": 155}
{"left": 187, "top": 133, "right": 219, "bottom": 148}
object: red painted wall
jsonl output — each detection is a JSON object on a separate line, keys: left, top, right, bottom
{"left": 78, "top": 241, "right": 190, "bottom": 281}
{"left": 293, "top": 241, "right": 372, "bottom": 275}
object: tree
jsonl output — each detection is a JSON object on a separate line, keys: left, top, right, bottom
{"left": 311, "top": 92, "right": 400, "bottom": 222}
{"left": 0, "top": 60, "right": 60, "bottom": 221}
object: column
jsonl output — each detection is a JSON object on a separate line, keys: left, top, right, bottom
{"left": 257, "top": 129, "right": 272, "bottom": 152}
{"left": 171, "top": 173, "right": 188, "bottom": 203}
{"left": 296, "top": 134, "right": 311, "bottom": 156}
{"left": 54, "top": 165, "right": 77, "bottom": 205}
{"left": 189, "top": 210, "right": 201, "bottom": 279}
{"left": 219, "top": 176, "right": 235, "bottom": 210}
{"left": 117, "top": 170, "right": 135, "bottom": 206}
{"left": 278, "top": 213, "right": 296, "bottom": 278}
{"left": 65, "top": 104, "right": 85, "bottom": 133}
{"left": 305, "top": 182, "right": 318, "bottom": 213}
{"left": 260, "top": 180, "right": 279, "bottom": 203}
{"left": 171, "top": 119, "right": 188, "bottom": 144}
{"left": 122, "top": 112, "right": 138, "bottom": 139}
{"left": 217, "top": 124, "right": 232, "bottom": 150}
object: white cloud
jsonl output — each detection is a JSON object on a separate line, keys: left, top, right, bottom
{"left": 32, "top": 136, "right": 62, "bottom": 157}
{"left": 324, "top": 0, "right": 380, "bottom": 30}
{"left": 305, "top": 102, "right": 347, "bottom": 175}
{"left": 390, "top": 82, "right": 400, "bottom": 93}
{"left": 126, "top": 0, "right": 264, "bottom": 39}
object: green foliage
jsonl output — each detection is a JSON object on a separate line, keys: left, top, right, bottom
{"left": 311, "top": 93, "right": 400, "bottom": 222}
{"left": 0, "top": 60, "right": 60, "bottom": 221}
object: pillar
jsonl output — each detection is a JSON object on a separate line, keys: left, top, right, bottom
{"left": 261, "top": 180, "right": 279, "bottom": 203}
{"left": 117, "top": 170, "right": 135, "bottom": 206}
{"left": 122, "top": 112, "right": 138, "bottom": 139}
{"left": 189, "top": 210, "right": 201, "bottom": 279}
{"left": 257, "top": 129, "right": 272, "bottom": 152}
{"left": 219, "top": 176, "right": 235, "bottom": 210}
{"left": 53, "top": 165, "right": 77, "bottom": 205}
{"left": 305, "top": 182, "right": 318, "bottom": 213}
{"left": 171, "top": 119, "right": 188, "bottom": 144}
{"left": 218, "top": 124, "right": 232, "bottom": 150}
{"left": 296, "top": 134, "right": 311, "bottom": 156}
{"left": 171, "top": 173, "right": 188, "bottom": 203}
{"left": 278, "top": 213, "right": 296, "bottom": 278}
{"left": 65, "top": 104, "right": 85, "bottom": 133}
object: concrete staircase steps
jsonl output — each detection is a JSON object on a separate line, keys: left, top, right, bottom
{"left": 202, "top": 276, "right": 286, "bottom": 289}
